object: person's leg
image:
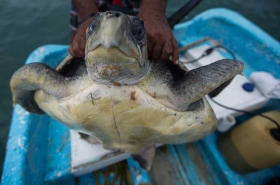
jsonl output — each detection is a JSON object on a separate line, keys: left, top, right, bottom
{"left": 70, "top": 0, "right": 112, "bottom": 42}
{"left": 70, "top": 3, "right": 81, "bottom": 42}
{"left": 69, "top": 0, "right": 142, "bottom": 42}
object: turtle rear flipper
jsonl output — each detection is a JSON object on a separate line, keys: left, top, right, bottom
{"left": 132, "top": 144, "right": 155, "bottom": 171}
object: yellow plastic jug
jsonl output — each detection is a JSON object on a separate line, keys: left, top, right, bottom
{"left": 218, "top": 111, "right": 280, "bottom": 174}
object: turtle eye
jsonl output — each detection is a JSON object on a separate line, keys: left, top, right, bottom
{"left": 87, "top": 13, "right": 101, "bottom": 36}
{"left": 131, "top": 18, "right": 145, "bottom": 44}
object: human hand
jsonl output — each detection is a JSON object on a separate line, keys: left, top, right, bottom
{"left": 138, "top": 10, "right": 179, "bottom": 64}
{"left": 68, "top": 18, "right": 92, "bottom": 57}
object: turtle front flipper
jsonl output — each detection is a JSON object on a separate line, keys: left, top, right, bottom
{"left": 10, "top": 63, "right": 73, "bottom": 114}
{"left": 170, "top": 59, "right": 244, "bottom": 107}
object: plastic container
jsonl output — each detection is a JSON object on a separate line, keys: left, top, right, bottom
{"left": 217, "top": 115, "right": 236, "bottom": 132}
{"left": 218, "top": 111, "right": 280, "bottom": 174}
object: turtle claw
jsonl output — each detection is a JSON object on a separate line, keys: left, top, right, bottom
{"left": 79, "top": 132, "right": 101, "bottom": 144}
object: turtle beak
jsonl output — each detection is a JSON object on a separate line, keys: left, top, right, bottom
{"left": 87, "top": 46, "right": 137, "bottom": 64}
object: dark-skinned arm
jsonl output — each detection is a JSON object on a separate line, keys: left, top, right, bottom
{"left": 69, "top": 0, "right": 99, "bottom": 57}
{"left": 137, "top": 0, "right": 179, "bottom": 64}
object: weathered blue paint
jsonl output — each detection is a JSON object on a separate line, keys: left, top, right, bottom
{"left": 44, "top": 118, "right": 73, "bottom": 183}
{"left": 1, "top": 107, "right": 48, "bottom": 185}
{"left": 126, "top": 157, "right": 151, "bottom": 185}
{"left": 167, "top": 145, "right": 191, "bottom": 185}
{"left": 175, "top": 144, "right": 222, "bottom": 185}
{"left": 2, "top": 8, "right": 280, "bottom": 185}
{"left": 78, "top": 173, "right": 96, "bottom": 185}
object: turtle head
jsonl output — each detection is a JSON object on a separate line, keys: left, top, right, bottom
{"left": 85, "top": 11, "right": 149, "bottom": 85}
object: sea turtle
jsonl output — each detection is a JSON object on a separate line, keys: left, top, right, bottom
{"left": 10, "top": 11, "right": 243, "bottom": 170}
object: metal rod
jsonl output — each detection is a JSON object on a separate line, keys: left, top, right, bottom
{"left": 178, "top": 37, "right": 210, "bottom": 52}
{"left": 168, "top": 0, "right": 202, "bottom": 29}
